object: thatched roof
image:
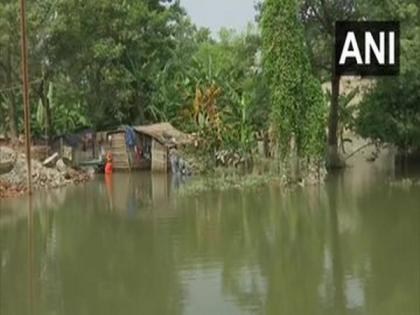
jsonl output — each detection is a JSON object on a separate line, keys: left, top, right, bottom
{"left": 133, "top": 123, "right": 192, "bottom": 146}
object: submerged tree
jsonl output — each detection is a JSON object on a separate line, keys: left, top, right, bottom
{"left": 301, "top": 0, "right": 359, "bottom": 169}
{"left": 261, "top": 0, "right": 326, "bottom": 171}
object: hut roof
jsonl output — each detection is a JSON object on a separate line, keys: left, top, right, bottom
{"left": 133, "top": 123, "right": 192, "bottom": 146}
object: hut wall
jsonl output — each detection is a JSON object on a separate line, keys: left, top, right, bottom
{"left": 110, "top": 133, "right": 130, "bottom": 170}
{"left": 109, "top": 132, "right": 151, "bottom": 171}
{"left": 128, "top": 150, "right": 151, "bottom": 170}
{"left": 95, "top": 132, "right": 108, "bottom": 159}
{"left": 151, "top": 139, "right": 168, "bottom": 172}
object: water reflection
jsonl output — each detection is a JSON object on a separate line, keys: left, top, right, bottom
{"left": 326, "top": 175, "right": 346, "bottom": 315}
{"left": 27, "top": 198, "right": 34, "bottom": 315}
{"left": 0, "top": 163, "right": 419, "bottom": 315}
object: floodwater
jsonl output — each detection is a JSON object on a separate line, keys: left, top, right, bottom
{"left": 0, "top": 156, "right": 419, "bottom": 315}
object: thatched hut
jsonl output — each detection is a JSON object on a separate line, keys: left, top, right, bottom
{"left": 107, "top": 123, "right": 192, "bottom": 172}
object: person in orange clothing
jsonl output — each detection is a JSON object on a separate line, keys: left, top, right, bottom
{"left": 105, "top": 152, "right": 113, "bottom": 174}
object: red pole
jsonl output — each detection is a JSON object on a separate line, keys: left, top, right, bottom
{"left": 19, "top": 0, "right": 32, "bottom": 194}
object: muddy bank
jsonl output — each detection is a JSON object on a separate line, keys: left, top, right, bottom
{"left": 0, "top": 147, "right": 93, "bottom": 199}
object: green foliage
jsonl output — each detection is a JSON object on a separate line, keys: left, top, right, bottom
{"left": 157, "top": 26, "right": 269, "bottom": 154}
{"left": 32, "top": 81, "right": 90, "bottom": 137}
{"left": 300, "top": 0, "right": 359, "bottom": 80}
{"left": 42, "top": 0, "right": 184, "bottom": 129}
{"left": 0, "top": 0, "right": 269, "bottom": 153}
{"left": 357, "top": 73, "right": 420, "bottom": 151}
{"left": 355, "top": 0, "right": 420, "bottom": 152}
{"left": 261, "top": 0, "right": 326, "bottom": 159}
{"left": 0, "top": 0, "right": 417, "bottom": 170}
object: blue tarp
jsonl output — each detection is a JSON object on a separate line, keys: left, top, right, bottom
{"left": 124, "top": 126, "right": 137, "bottom": 149}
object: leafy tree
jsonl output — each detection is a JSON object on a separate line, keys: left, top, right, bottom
{"left": 356, "top": 0, "right": 420, "bottom": 153}
{"left": 191, "top": 27, "right": 267, "bottom": 152}
{"left": 1, "top": 0, "right": 268, "bottom": 156}
{"left": 159, "top": 26, "right": 268, "bottom": 153}
{"left": 261, "top": 0, "right": 326, "bottom": 163}
{"left": 43, "top": 0, "right": 184, "bottom": 129}
{"left": 148, "top": 17, "right": 212, "bottom": 123}
{"left": 300, "top": 0, "right": 359, "bottom": 168}
{"left": 357, "top": 73, "right": 420, "bottom": 151}
{"left": 0, "top": 1, "right": 23, "bottom": 141}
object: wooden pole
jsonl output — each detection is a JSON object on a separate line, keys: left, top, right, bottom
{"left": 19, "top": 0, "right": 32, "bottom": 194}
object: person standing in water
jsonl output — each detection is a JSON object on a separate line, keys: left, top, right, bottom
{"left": 105, "top": 152, "right": 113, "bottom": 174}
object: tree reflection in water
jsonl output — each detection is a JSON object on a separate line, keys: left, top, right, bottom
{"left": 0, "top": 166, "right": 419, "bottom": 315}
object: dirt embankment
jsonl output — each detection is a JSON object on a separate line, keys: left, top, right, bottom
{"left": 0, "top": 146, "right": 92, "bottom": 199}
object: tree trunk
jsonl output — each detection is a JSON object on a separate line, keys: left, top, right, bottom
{"left": 328, "top": 180, "right": 346, "bottom": 314}
{"left": 39, "top": 76, "right": 53, "bottom": 146}
{"left": 7, "top": 93, "right": 18, "bottom": 143}
{"left": 6, "top": 48, "right": 18, "bottom": 143}
{"left": 35, "top": 71, "right": 53, "bottom": 147}
{"left": 45, "top": 98, "right": 52, "bottom": 146}
{"left": 327, "top": 72, "right": 345, "bottom": 169}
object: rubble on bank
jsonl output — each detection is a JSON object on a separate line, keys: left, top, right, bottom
{"left": 0, "top": 147, "right": 93, "bottom": 199}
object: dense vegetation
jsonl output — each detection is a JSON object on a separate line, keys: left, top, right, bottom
{"left": 261, "top": 0, "right": 326, "bottom": 172}
{"left": 0, "top": 0, "right": 269, "bottom": 156}
{"left": 356, "top": 0, "right": 420, "bottom": 154}
{"left": 0, "top": 0, "right": 419, "bottom": 168}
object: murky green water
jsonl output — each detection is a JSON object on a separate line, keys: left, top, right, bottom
{"left": 0, "top": 158, "right": 419, "bottom": 315}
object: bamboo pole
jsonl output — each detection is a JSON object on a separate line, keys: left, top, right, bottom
{"left": 19, "top": 0, "right": 32, "bottom": 194}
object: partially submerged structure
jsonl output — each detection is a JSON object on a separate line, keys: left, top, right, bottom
{"left": 107, "top": 123, "right": 192, "bottom": 172}
{"left": 52, "top": 129, "right": 97, "bottom": 166}
{"left": 49, "top": 123, "right": 191, "bottom": 173}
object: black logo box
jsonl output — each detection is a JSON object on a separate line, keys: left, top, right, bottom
{"left": 335, "top": 21, "right": 400, "bottom": 76}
